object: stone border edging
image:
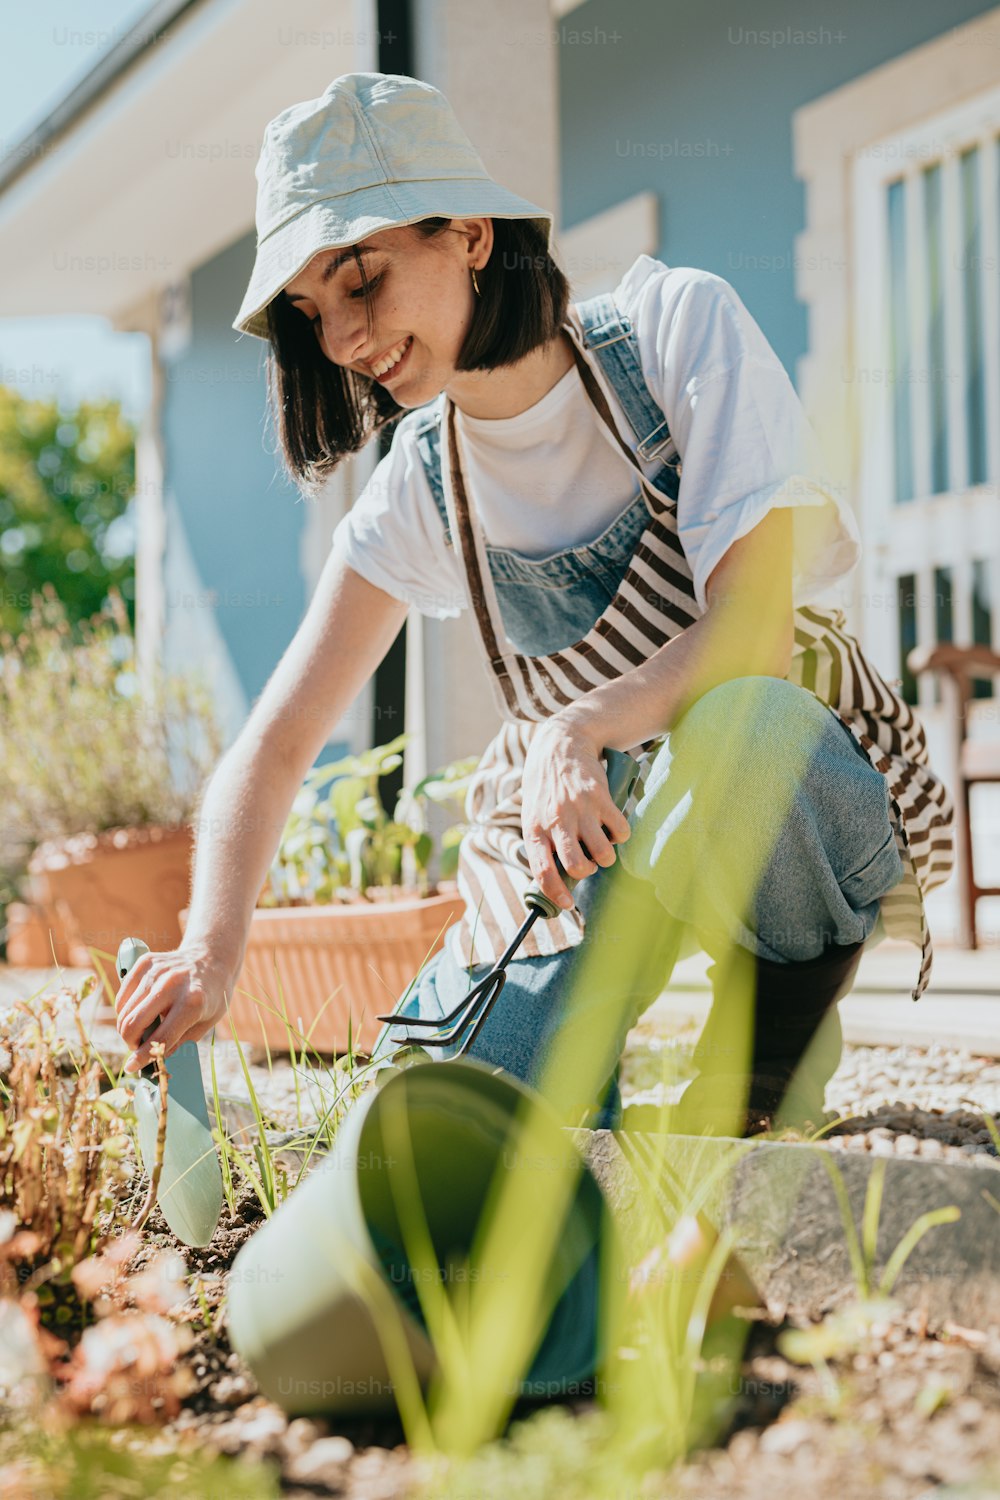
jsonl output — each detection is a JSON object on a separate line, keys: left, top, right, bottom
{"left": 576, "top": 1128, "right": 1000, "bottom": 1329}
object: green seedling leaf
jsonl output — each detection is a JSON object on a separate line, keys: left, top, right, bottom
{"left": 329, "top": 774, "right": 369, "bottom": 838}
{"left": 414, "top": 832, "right": 433, "bottom": 870}
{"left": 877, "top": 1205, "right": 961, "bottom": 1298}
{"left": 861, "top": 1157, "right": 886, "bottom": 1274}
{"left": 355, "top": 795, "right": 382, "bottom": 826}
{"left": 816, "top": 1149, "right": 870, "bottom": 1296}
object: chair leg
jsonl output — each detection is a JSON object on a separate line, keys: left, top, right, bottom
{"left": 963, "top": 778, "right": 978, "bottom": 950}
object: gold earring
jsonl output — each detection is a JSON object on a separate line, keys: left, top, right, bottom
{"left": 471, "top": 266, "right": 481, "bottom": 297}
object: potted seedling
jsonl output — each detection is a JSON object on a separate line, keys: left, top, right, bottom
{"left": 180, "top": 733, "right": 479, "bottom": 1055}
{"left": 1, "top": 583, "right": 222, "bottom": 998}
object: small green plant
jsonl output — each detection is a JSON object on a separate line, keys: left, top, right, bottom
{"left": 0, "top": 977, "right": 138, "bottom": 1329}
{"left": 775, "top": 1149, "right": 962, "bottom": 1412}
{"left": 259, "top": 732, "right": 479, "bottom": 904}
{"left": 204, "top": 976, "right": 401, "bottom": 1217}
{"left": 816, "top": 1150, "right": 960, "bottom": 1303}
{"left": 0, "top": 583, "right": 223, "bottom": 925}
{"left": 778, "top": 1298, "right": 897, "bottom": 1365}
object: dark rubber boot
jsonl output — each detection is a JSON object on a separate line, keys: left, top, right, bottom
{"left": 680, "top": 938, "right": 866, "bottom": 1136}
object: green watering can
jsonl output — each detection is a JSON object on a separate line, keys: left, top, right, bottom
{"left": 226, "top": 1057, "right": 618, "bottom": 1417}
{"left": 227, "top": 748, "right": 639, "bottom": 1416}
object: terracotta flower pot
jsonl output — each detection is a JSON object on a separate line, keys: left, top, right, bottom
{"left": 3, "top": 900, "right": 78, "bottom": 967}
{"left": 179, "top": 886, "right": 466, "bottom": 1055}
{"left": 27, "top": 824, "right": 194, "bottom": 1002}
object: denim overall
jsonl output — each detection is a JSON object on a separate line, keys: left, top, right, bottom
{"left": 370, "top": 297, "right": 905, "bottom": 1126}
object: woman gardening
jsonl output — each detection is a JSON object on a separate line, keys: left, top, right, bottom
{"left": 114, "top": 71, "right": 954, "bottom": 1139}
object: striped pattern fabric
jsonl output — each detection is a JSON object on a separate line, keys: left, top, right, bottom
{"left": 437, "top": 307, "right": 954, "bottom": 1003}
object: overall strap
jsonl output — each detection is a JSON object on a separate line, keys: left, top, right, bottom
{"left": 408, "top": 396, "right": 451, "bottom": 545}
{"left": 409, "top": 286, "right": 683, "bottom": 542}
{"left": 575, "top": 291, "right": 680, "bottom": 480}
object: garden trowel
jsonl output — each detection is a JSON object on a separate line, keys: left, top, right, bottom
{"left": 116, "top": 937, "right": 224, "bottom": 1248}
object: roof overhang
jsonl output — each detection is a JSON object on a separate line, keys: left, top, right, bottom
{"left": 0, "top": 0, "right": 376, "bottom": 328}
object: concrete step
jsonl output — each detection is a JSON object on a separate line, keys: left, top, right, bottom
{"left": 670, "top": 940, "right": 1000, "bottom": 995}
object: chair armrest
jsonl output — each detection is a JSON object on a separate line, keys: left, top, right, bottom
{"left": 907, "top": 642, "right": 1000, "bottom": 681}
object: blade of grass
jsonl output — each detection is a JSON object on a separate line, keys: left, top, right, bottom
{"left": 877, "top": 1205, "right": 961, "bottom": 1298}
{"left": 208, "top": 1035, "right": 237, "bottom": 1217}
{"left": 817, "top": 1148, "right": 870, "bottom": 1298}
{"left": 861, "top": 1156, "right": 887, "bottom": 1282}
{"left": 224, "top": 992, "right": 278, "bottom": 1212}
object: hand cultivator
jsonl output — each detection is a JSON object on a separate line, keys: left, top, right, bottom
{"left": 376, "top": 747, "right": 641, "bottom": 1056}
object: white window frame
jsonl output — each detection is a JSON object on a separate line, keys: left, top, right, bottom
{"left": 793, "top": 6, "right": 1000, "bottom": 706}
{"left": 852, "top": 85, "right": 1000, "bottom": 707}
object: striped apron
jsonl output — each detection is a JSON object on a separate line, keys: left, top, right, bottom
{"left": 417, "top": 293, "right": 955, "bottom": 1003}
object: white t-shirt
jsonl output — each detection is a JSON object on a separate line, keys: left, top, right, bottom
{"left": 329, "top": 254, "right": 861, "bottom": 617}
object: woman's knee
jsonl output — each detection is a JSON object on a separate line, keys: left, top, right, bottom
{"left": 644, "top": 675, "right": 894, "bottom": 859}
{"left": 664, "top": 678, "right": 838, "bottom": 798}
{"left": 677, "top": 675, "right": 829, "bottom": 744}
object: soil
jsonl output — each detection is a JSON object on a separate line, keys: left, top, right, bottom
{"left": 671, "top": 1311, "right": 1000, "bottom": 1499}
{"left": 13, "top": 1001, "right": 1000, "bottom": 1497}
{"left": 138, "top": 1185, "right": 416, "bottom": 1496}
{"left": 130, "top": 1042, "right": 1000, "bottom": 1500}
{"left": 140, "top": 1184, "right": 1000, "bottom": 1499}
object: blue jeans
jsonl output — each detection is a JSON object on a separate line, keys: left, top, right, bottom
{"left": 371, "top": 676, "right": 905, "bottom": 1127}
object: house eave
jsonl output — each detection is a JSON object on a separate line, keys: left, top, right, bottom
{"left": 0, "top": 0, "right": 377, "bottom": 326}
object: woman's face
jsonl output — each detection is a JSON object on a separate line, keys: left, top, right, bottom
{"left": 281, "top": 218, "right": 490, "bottom": 409}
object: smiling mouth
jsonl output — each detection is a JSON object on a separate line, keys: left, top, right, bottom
{"left": 368, "top": 335, "right": 413, "bottom": 381}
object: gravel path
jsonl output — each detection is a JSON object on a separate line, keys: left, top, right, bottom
{"left": 620, "top": 1025, "right": 1000, "bottom": 1164}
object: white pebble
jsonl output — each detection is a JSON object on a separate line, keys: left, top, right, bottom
{"left": 759, "top": 1420, "right": 813, "bottom": 1455}
{"left": 286, "top": 1437, "right": 355, "bottom": 1482}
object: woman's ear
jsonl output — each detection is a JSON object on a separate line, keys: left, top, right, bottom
{"left": 459, "top": 215, "right": 494, "bottom": 271}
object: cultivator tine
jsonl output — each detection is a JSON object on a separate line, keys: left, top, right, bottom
{"left": 377, "top": 909, "right": 538, "bottom": 1052}
{"left": 376, "top": 748, "right": 640, "bottom": 1065}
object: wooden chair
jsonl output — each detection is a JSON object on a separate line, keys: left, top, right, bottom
{"left": 907, "top": 642, "right": 1000, "bottom": 948}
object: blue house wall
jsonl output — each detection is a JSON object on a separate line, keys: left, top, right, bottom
{"left": 161, "top": 0, "right": 998, "bottom": 762}
{"left": 558, "top": 0, "right": 997, "bottom": 380}
{"left": 160, "top": 230, "right": 304, "bottom": 713}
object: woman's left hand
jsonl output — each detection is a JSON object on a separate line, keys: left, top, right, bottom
{"left": 521, "top": 718, "right": 631, "bottom": 912}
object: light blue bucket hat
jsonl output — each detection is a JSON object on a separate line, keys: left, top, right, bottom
{"left": 233, "top": 71, "right": 554, "bottom": 342}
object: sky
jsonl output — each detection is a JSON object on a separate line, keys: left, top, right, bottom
{"left": 0, "top": 1, "right": 157, "bottom": 421}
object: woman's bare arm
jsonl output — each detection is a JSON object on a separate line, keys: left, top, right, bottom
{"left": 115, "top": 551, "right": 409, "bottom": 1067}
{"left": 519, "top": 508, "right": 796, "bottom": 910}
{"left": 183, "top": 551, "right": 408, "bottom": 969}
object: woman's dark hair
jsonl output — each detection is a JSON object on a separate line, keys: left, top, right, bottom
{"left": 264, "top": 216, "right": 570, "bottom": 492}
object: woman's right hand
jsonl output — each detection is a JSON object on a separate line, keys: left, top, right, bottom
{"left": 115, "top": 940, "right": 239, "bottom": 1074}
